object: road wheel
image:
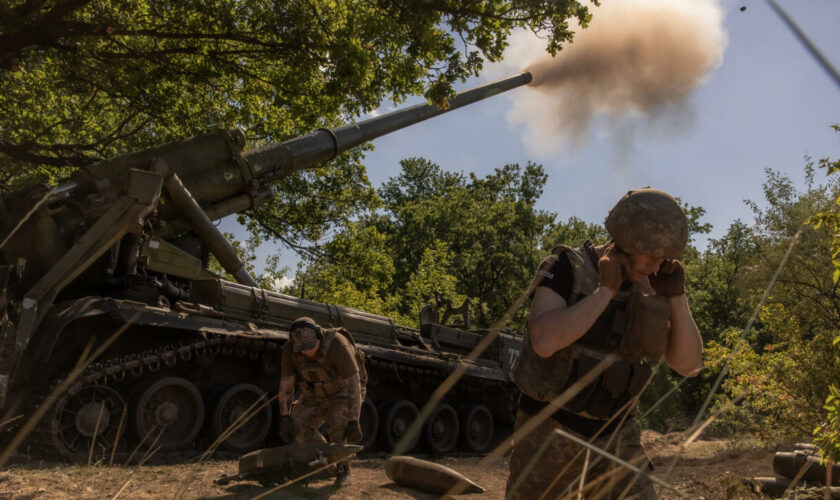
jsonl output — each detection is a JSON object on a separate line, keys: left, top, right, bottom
{"left": 423, "top": 403, "right": 459, "bottom": 454}
{"left": 134, "top": 376, "right": 203, "bottom": 451}
{"left": 359, "top": 397, "right": 378, "bottom": 450}
{"left": 460, "top": 404, "right": 494, "bottom": 452}
{"left": 378, "top": 399, "right": 419, "bottom": 453}
{"left": 211, "top": 383, "right": 271, "bottom": 452}
{"left": 52, "top": 385, "right": 127, "bottom": 461}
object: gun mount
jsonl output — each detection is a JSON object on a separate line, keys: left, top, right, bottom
{"left": 0, "top": 73, "right": 530, "bottom": 460}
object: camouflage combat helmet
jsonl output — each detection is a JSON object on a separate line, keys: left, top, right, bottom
{"left": 604, "top": 188, "right": 688, "bottom": 259}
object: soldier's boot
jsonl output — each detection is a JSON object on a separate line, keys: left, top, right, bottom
{"left": 334, "top": 461, "right": 351, "bottom": 484}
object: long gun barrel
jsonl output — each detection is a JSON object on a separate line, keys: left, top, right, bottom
{"left": 67, "top": 72, "right": 532, "bottom": 233}
{"left": 247, "top": 71, "right": 533, "bottom": 183}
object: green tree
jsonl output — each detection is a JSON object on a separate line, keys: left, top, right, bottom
{"left": 376, "top": 158, "right": 553, "bottom": 325}
{"left": 687, "top": 220, "right": 757, "bottom": 343}
{"left": 808, "top": 124, "right": 840, "bottom": 463}
{"left": 1, "top": 0, "right": 598, "bottom": 273}
{"left": 0, "top": 0, "right": 589, "bottom": 180}
{"left": 295, "top": 157, "right": 554, "bottom": 326}
{"left": 703, "top": 166, "right": 840, "bottom": 440}
{"left": 293, "top": 221, "right": 399, "bottom": 318}
{"left": 746, "top": 167, "right": 840, "bottom": 336}
{"left": 402, "top": 240, "right": 465, "bottom": 322}
{"left": 541, "top": 216, "right": 609, "bottom": 250}
{"left": 1, "top": 0, "right": 593, "bottom": 260}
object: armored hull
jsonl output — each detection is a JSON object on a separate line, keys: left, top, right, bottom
{"left": 0, "top": 73, "right": 532, "bottom": 461}
{"left": 20, "top": 282, "right": 520, "bottom": 461}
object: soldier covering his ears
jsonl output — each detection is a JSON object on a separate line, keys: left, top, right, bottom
{"left": 277, "top": 317, "right": 365, "bottom": 477}
{"left": 506, "top": 188, "right": 704, "bottom": 499}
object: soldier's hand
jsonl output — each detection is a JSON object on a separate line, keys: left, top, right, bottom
{"left": 598, "top": 242, "right": 628, "bottom": 295}
{"left": 344, "top": 420, "right": 363, "bottom": 444}
{"left": 649, "top": 259, "right": 685, "bottom": 297}
{"left": 278, "top": 415, "right": 295, "bottom": 443}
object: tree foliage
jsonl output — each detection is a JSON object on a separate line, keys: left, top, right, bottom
{"left": 686, "top": 220, "right": 756, "bottom": 339}
{"left": 294, "top": 157, "right": 555, "bottom": 327}
{"left": 0, "top": 0, "right": 595, "bottom": 264}
{"left": 294, "top": 221, "right": 399, "bottom": 317}
{"left": 541, "top": 216, "right": 609, "bottom": 250}
{"left": 206, "top": 231, "right": 289, "bottom": 290}
{"left": 701, "top": 164, "right": 840, "bottom": 441}
{"left": 0, "top": 0, "right": 590, "bottom": 188}
{"left": 808, "top": 124, "right": 840, "bottom": 463}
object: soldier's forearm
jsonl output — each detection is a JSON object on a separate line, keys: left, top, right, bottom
{"left": 529, "top": 286, "right": 612, "bottom": 358}
{"left": 279, "top": 376, "right": 294, "bottom": 416}
{"left": 665, "top": 295, "right": 704, "bottom": 377}
{"left": 345, "top": 373, "right": 362, "bottom": 420}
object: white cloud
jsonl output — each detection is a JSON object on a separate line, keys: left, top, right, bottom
{"left": 272, "top": 275, "right": 294, "bottom": 291}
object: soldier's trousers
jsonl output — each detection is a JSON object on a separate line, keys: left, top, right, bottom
{"left": 506, "top": 409, "right": 657, "bottom": 500}
{"left": 290, "top": 394, "right": 349, "bottom": 444}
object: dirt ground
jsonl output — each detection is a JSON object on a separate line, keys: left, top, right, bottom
{"left": 0, "top": 431, "right": 778, "bottom": 499}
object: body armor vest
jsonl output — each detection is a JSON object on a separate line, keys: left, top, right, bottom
{"left": 512, "top": 244, "right": 670, "bottom": 419}
{"left": 291, "top": 330, "right": 348, "bottom": 398}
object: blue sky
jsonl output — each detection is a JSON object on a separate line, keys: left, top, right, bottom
{"left": 224, "top": 0, "right": 840, "bottom": 281}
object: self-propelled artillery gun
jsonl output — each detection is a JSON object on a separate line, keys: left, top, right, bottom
{"left": 0, "top": 73, "right": 531, "bottom": 461}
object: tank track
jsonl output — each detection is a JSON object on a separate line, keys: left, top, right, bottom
{"left": 30, "top": 335, "right": 512, "bottom": 461}
{"left": 32, "top": 335, "right": 282, "bottom": 463}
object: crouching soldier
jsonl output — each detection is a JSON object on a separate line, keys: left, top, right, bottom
{"left": 277, "top": 317, "right": 366, "bottom": 479}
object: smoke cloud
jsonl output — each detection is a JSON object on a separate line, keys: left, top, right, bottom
{"left": 505, "top": 0, "right": 726, "bottom": 158}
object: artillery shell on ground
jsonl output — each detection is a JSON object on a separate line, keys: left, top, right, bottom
{"left": 793, "top": 443, "right": 819, "bottom": 453}
{"left": 773, "top": 451, "right": 840, "bottom": 485}
{"left": 215, "top": 443, "right": 362, "bottom": 486}
{"left": 385, "top": 455, "right": 484, "bottom": 495}
{"left": 747, "top": 477, "right": 840, "bottom": 498}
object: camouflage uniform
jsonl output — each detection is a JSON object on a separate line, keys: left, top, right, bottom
{"left": 505, "top": 188, "right": 694, "bottom": 499}
{"left": 291, "top": 390, "right": 352, "bottom": 444}
{"left": 506, "top": 242, "right": 664, "bottom": 500}
{"left": 281, "top": 327, "right": 361, "bottom": 444}
{"left": 506, "top": 409, "right": 655, "bottom": 500}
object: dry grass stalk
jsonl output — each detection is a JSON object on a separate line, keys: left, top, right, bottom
{"left": 552, "top": 426, "right": 690, "bottom": 498}
{"left": 249, "top": 450, "right": 361, "bottom": 500}
{"left": 138, "top": 445, "right": 161, "bottom": 467}
{"left": 198, "top": 393, "right": 275, "bottom": 463}
{"left": 505, "top": 429, "right": 556, "bottom": 499}
{"left": 172, "top": 392, "right": 276, "bottom": 500}
{"left": 138, "top": 425, "right": 168, "bottom": 466}
{"left": 0, "top": 186, "right": 56, "bottom": 251}
{"left": 109, "top": 403, "right": 128, "bottom": 467}
{"left": 0, "top": 313, "right": 139, "bottom": 467}
{"left": 393, "top": 262, "right": 549, "bottom": 457}
{"left": 446, "top": 355, "right": 617, "bottom": 498}
{"left": 535, "top": 372, "right": 658, "bottom": 500}
{"left": 88, "top": 400, "right": 106, "bottom": 465}
{"left": 559, "top": 450, "right": 650, "bottom": 500}
{"left": 125, "top": 424, "right": 159, "bottom": 466}
{"left": 0, "top": 414, "right": 23, "bottom": 432}
{"left": 110, "top": 478, "right": 132, "bottom": 500}
{"left": 780, "top": 456, "right": 816, "bottom": 499}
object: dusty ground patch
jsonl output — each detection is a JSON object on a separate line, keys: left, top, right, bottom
{"left": 0, "top": 433, "right": 777, "bottom": 499}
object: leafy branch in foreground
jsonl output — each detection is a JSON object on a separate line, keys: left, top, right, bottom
{"left": 810, "top": 123, "right": 840, "bottom": 463}
{"left": 1, "top": 0, "right": 593, "bottom": 259}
